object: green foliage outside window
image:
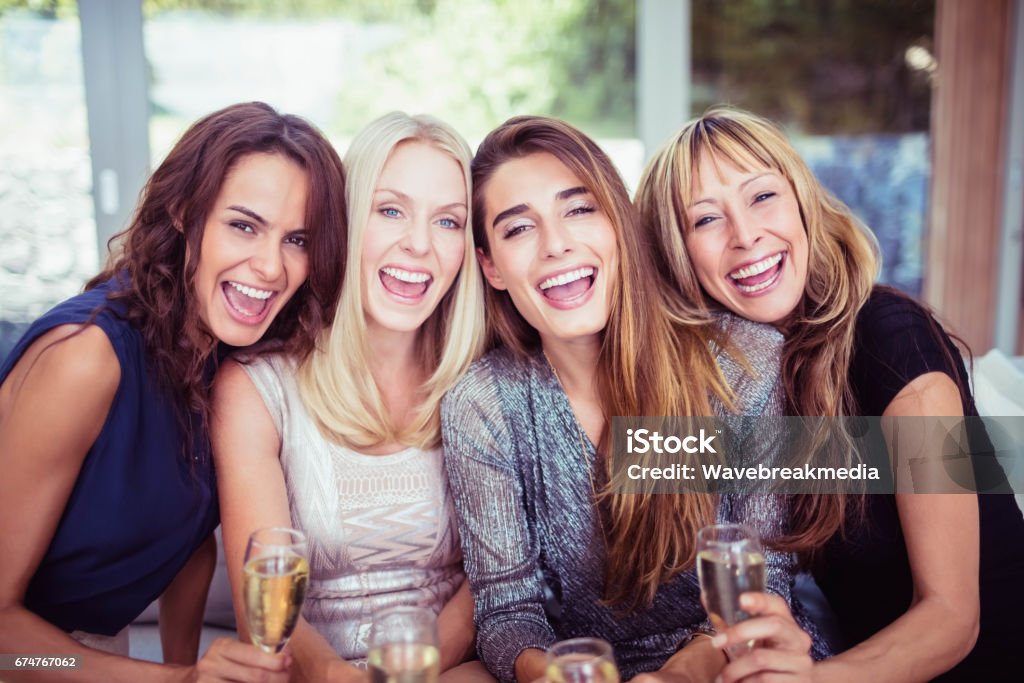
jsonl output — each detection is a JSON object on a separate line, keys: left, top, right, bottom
{"left": 692, "top": 0, "right": 934, "bottom": 133}
{"left": 2, "top": 0, "right": 933, "bottom": 137}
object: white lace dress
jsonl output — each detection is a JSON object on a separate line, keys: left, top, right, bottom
{"left": 242, "top": 355, "right": 464, "bottom": 664}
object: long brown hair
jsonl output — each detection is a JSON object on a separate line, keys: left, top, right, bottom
{"left": 636, "top": 106, "right": 882, "bottom": 551}
{"left": 472, "top": 116, "right": 734, "bottom": 609}
{"left": 88, "top": 101, "right": 348, "bottom": 461}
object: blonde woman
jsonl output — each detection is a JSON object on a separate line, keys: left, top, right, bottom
{"left": 212, "top": 112, "right": 485, "bottom": 683}
{"left": 635, "top": 106, "right": 1024, "bottom": 682}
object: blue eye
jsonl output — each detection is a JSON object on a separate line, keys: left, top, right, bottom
{"left": 754, "top": 192, "right": 776, "bottom": 203}
{"left": 438, "top": 217, "right": 462, "bottom": 230}
{"left": 693, "top": 215, "right": 716, "bottom": 228}
{"left": 381, "top": 207, "right": 402, "bottom": 218}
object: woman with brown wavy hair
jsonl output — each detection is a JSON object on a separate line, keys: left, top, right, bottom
{"left": 441, "top": 115, "right": 825, "bottom": 683}
{"left": 635, "top": 105, "right": 1024, "bottom": 681}
{"left": 0, "top": 101, "right": 347, "bottom": 682}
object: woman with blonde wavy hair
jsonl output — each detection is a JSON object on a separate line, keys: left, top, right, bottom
{"left": 635, "top": 105, "right": 1024, "bottom": 681}
{"left": 213, "top": 111, "right": 486, "bottom": 683}
{"left": 442, "top": 115, "right": 828, "bottom": 683}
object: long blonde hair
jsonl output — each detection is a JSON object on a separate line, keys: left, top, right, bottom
{"left": 298, "top": 112, "right": 485, "bottom": 450}
{"left": 472, "top": 116, "right": 734, "bottom": 609}
{"left": 635, "top": 106, "right": 881, "bottom": 550}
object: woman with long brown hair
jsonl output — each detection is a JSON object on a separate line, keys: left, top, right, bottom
{"left": 0, "top": 101, "right": 347, "bottom": 682}
{"left": 442, "top": 115, "right": 825, "bottom": 683}
{"left": 635, "top": 105, "right": 1024, "bottom": 681}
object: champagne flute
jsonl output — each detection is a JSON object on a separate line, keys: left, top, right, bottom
{"left": 545, "top": 637, "right": 620, "bottom": 683}
{"left": 242, "top": 527, "right": 310, "bottom": 653}
{"left": 367, "top": 605, "right": 441, "bottom": 683}
{"left": 696, "top": 523, "right": 765, "bottom": 657}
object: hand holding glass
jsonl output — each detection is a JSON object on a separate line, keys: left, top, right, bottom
{"left": 696, "top": 523, "right": 765, "bottom": 656}
{"left": 242, "top": 527, "right": 310, "bottom": 653}
{"left": 545, "top": 637, "right": 620, "bottom": 683}
{"left": 368, "top": 606, "right": 440, "bottom": 683}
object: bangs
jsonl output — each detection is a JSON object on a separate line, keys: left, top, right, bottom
{"left": 694, "top": 115, "right": 780, "bottom": 169}
{"left": 679, "top": 116, "right": 785, "bottom": 233}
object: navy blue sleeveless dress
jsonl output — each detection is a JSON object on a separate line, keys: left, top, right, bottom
{"left": 0, "top": 277, "right": 219, "bottom": 635}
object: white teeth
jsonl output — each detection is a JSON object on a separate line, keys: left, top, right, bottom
{"left": 735, "top": 276, "right": 779, "bottom": 294}
{"left": 729, "top": 253, "right": 783, "bottom": 280}
{"left": 381, "top": 266, "right": 431, "bottom": 284}
{"left": 228, "top": 282, "right": 273, "bottom": 300}
{"left": 539, "top": 267, "right": 595, "bottom": 290}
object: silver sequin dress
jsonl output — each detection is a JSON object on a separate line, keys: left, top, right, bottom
{"left": 441, "top": 316, "right": 828, "bottom": 682}
{"left": 243, "top": 355, "right": 464, "bottom": 664}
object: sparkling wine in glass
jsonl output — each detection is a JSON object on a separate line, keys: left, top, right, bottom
{"left": 242, "top": 527, "right": 309, "bottom": 653}
{"left": 545, "top": 637, "right": 620, "bottom": 683}
{"left": 696, "top": 523, "right": 765, "bottom": 657}
{"left": 367, "top": 605, "right": 441, "bottom": 683}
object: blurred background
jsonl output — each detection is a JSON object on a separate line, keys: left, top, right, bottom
{"left": 1, "top": 0, "right": 1021, "bottom": 358}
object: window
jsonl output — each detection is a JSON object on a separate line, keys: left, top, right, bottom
{"left": 0, "top": 3, "right": 95, "bottom": 356}
{"left": 692, "top": 0, "right": 936, "bottom": 295}
{"left": 143, "top": 0, "right": 640, "bottom": 180}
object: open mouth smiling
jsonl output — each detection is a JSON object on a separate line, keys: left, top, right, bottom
{"left": 538, "top": 266, "right": 596, "bottom": 303}
{"left": 728, "top": 252, "right": 785, "bottom": 294}
{"left": 222, "top": 280, "right": 278, "bottom": 322}
{"left": 379, "top": 265, "right": 433, "bottom": 300}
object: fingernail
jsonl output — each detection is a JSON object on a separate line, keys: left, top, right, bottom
{"left": 711, "top": 634, "right": 726, "bottom": 648}
{"left": 739, "top": 593, "right": 753, "bottom": 608}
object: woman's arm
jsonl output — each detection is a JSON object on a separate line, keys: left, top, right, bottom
{"left": 436, "top": 579, "right": 476, "bottom": 671}
{"left": 812, "top": 371, "right": 980, "bottom": 683}
{"left": 0, "top": 324, "right": 148, "bottom": 683}
{"left": 159, "top": 534, "right": 217, "bottom": 664}
{"left": 211, "top": 360, "right": 364, "bottom": 683}
{"left": 440, "top": 374, "right": 557, "bottom": 683}
{"left": 710, "top": 592, "right": 813, "bottom": 683}
{"left": 0, "top": 326, "right": 289, "bottom": 683}
{"left": 630, "top": 637, "right": 726, "bottom": 683}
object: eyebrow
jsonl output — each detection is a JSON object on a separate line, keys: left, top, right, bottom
{"left": 491, "top": 186, "right": 591, "bottom": 229}
{"left": 375, "top": 187, "right": 412, "bottom": 204}
{"left": 557, "top": 186, "right": 589, "bottom": 200}
{"left": 492, "top": 203, "right": 529, "bottom": 229}
{"left": 227, "top": 204, "right": 309, "bottom": 233}
{"left": 226, "top": 205, "right": 268, "bottom": 226}
{"left": 688, "top": 172, "right": 775, "bottom": 208}
{"left": 739, "top": 172, "right": 774, "bottom": 190}
{"left": 376, "top": 188, "right": 467, "bottom": 214}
